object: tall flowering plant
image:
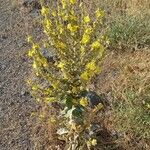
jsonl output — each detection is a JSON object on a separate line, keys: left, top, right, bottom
{"left": 28, "top": 0, "right": 108, "bottom": 149}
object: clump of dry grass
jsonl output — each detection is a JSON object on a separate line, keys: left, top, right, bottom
{"left": 97, "top": 50, "right": 150, "bottom": 149}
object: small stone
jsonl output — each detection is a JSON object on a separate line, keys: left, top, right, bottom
{"left": 0, "top": 64, "right": 6, "bottom": 71}
{"left": 1, "top": 35, "right": 7, "bottom": 40}
{"left": 21, "top": 90, "right": 30, "bottom": 97}
{"left": 86, "top": 91, "right": 103, "bottom": 108}
{"left": 41, "top": 48, "right": 57, "bottom": 63}
{"left": 22, "top": 0, "right": 41, "bottom": 10}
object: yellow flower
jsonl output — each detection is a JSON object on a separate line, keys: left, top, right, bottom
{"left": 84, "top": 16, "right": 90, "bottom": 23}
{"left": 59, "top": 28, "right": 63, "bottom": 34}
{"left": 56, "top": 41, "right": 67, "bottom": 49}
{"left": 42, "top": 61, "right": 48, "bottom": 68}
{"left": 147, "top": 103, "right": 150, "bottom": 109}
{"left": 27, "top": 36, "right": 33, "bottom": 43}
{"left": 41, "top": 6, "right": 49, "bottom": 16}
{"left": 32, "top": 61, "right": 37, "bottom": 69}
{"left": 35, "top": 72, "right": 39, "bottom": 76}
{"left": 93, "top": 103, "right": 104, "bottom": 113}
{"left": 58, "top": 25, "right": 64, "bottom": 34}
{"left": 32, "top": 43, "right": 39, "bottom": 50}
{"left": 52, "top": 11, "right": 56, "bottom": 17}
{"left": 96, "top": 9, "right": 104, "bottom": 18}
{"left": 91, "top": 41, "right": 101, "bottom": 49}
{"left": 91, "top": 139, "right": 97, "bottom": 146}
{"left": 86, "top": 60, "right": 96, "bottom": 71}
{"left": 26, "top": 79, "right": 32, "bottom": 85}
{"left": 85, "top": 27, "right": 93, "bottom": 34}
{"left": 62, "top": 0, "right": 67, "bottom": 9}
{"left": 32, "top": 85, "right": 38, "bottom": 91}
{"left": 81, "top": 71, "right": 89, "bottom": 80}
{"left": 67, "top": 23, "right": 79, "bottom": 32}
{"left": 80, "top": 97, "right": 89, "bottom": 107}
{"left": 45, "top": 97, "right": 55, "bottom": 102}
{"left": 57, "top": 62, "right": 65, "bottom": 69}
{"left": 28, "top": 50, "right": 34, "bottom": 57}
{"left": 30, "top": 112, "right": 35, "bottom": 117}
{"left": 96, "top": 103, "right": 104, "bottom": 110}
{"left": 45, "top": 19, "right": 52, "bottom": 29}
{"left": 81, "top": 34, "right": 90, "bottom": 44}
{"left": 70, "top": 0, "right": 76, "bottom": 4}
{"left": 63, "top": 15, "right": 69, "bottom": 21}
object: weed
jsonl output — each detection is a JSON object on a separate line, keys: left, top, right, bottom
{"left": 27, "top": 0, "right": 107, "bottom": 149}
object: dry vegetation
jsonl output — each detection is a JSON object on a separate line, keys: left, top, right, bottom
{"left": 1, "top": 0, "right": 150, "bottom": 150}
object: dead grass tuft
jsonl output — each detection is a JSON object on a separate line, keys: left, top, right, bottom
{"left": 96, "top": 50, "right": 150, "bottom": 149}
{"left": 29, "top": 103, "right": 65, "bottom": 150}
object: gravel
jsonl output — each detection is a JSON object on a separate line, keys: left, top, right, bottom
{"left": 0, "top": 0, "right": 40, "bottom": 149}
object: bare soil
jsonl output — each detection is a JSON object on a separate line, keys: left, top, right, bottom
{"left": 0, "top": 0, "right": 41, "bottom": 149}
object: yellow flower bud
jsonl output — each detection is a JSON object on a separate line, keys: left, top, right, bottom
{"left": 81, "top": 71, "right": 89, "bottom": 80}
{"left": 32, "top": 61, "right": 37, "bottom": 69}
{"left": 70, "top": 0, "right": 76, "bottom": 4}
{"left": 81, "top": 34, "right": 90, "bottom": 44}
{"left": 85, "top": 27, "right": 93, "bottom": 34}
{"left": 28, "top": 50, "right": 34, "bottom": 57}
{"left": 45, "top": 97, "right": 55, "bottom": 102}
{"left": 80, "top": 97, "right": 89, "bottom": 107}
{"left": 86, "top": 60, "right": 97, "bottom": 71}
{"left": 84, "top": 15, "right": 90, "bottom": 23}
{"left": 57, "top": 62, "right": 65, "bottom": 69}
{"left": 45, "top": 19, "right": 52, "bottom": 29}
{"left": 91, "top": 41, "right": 101, "bottom": 49}
{"left": 96, "top": 9, "right": 104, "bottom": 18}
{"left": 27, "top": 36, "right": 33, "bottom": 43}
{"left": 32, "top": 85, "right": 38, "bottom": 91}
{"left": 62, "top": 0, "right": 67, "bottom": 9}
{"left": 91, "top": 139, "right": 97, "bottom": 146}
{"left": 67, "top": 23, "right": 79, "bottom": 32}
{"left": 52, "top": 11, "right": 56, "bottom": 17}
{"left": 41, "top": 6, "right": 49, "bottom": 16}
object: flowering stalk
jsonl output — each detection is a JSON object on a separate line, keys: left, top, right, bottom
{"left": 28, "top": 0, "right": 107, "bottom": 149}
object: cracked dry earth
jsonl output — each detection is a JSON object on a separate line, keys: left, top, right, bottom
{"left": 0, "top": 0, "right": 41, "bottom": 149}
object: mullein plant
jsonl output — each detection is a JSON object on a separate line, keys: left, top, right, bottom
{"left": 27, "top": 0, "right": 108, "bottom": 149}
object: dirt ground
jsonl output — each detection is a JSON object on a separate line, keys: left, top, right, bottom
{"left": 0, "top": 0, "right": 41, "bottom": 149}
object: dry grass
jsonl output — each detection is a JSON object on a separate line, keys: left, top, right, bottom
{"left": 29, "top": 103, "right": 65, "bottom": 150}
{"left": 96, "top": 50, "right": 150, "bottom": 149}
{"left": 95, "top": 0, "right": 150, "bottom": 15}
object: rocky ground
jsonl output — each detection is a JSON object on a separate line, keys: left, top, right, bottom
{"left": 0, "top": 0, "right": 42, "bottom": 149}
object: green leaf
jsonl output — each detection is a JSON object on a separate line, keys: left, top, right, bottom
{"left": 65, "top": 95, "right": 73, "bottom": 109}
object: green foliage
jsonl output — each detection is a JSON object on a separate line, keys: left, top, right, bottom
{"left": 108, "top": 14, "right": 150, "bottom": 50}
{"left": 28, "top": 0, "right": 106, "bottom": 149}
{"left": 112, "top": 74, "right": 150, "bottom": 139}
